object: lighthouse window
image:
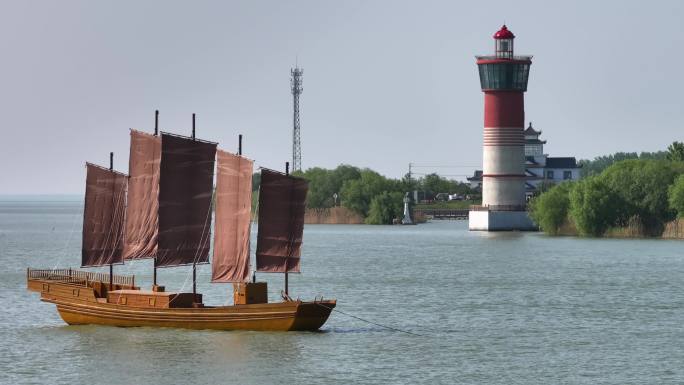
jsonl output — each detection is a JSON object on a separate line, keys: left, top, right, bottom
{"left": 478, "top": 62, "right": 530, "bottom": 91}
{"left": 496, "top": 39, "right": 513, "bottom": 58}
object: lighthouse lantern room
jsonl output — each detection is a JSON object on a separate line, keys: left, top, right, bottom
{"left": 494, "top": 25, "right": 514, "bottom": 58}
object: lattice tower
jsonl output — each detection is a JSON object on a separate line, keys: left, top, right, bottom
{"left": 291, "top": 67, "right": 303, "bottom": 172}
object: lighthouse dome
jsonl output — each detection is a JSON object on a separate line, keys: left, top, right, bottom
{"left": 493, "top": 25, "right": 515, "bottom": 39}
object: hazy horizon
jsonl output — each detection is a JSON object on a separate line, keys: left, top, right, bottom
{"left": 1, "top": 0, "right": 682, "bottom": 194}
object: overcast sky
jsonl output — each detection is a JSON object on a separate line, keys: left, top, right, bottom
{"left": 1, "top": 0, "right": 682, "bottom": 194}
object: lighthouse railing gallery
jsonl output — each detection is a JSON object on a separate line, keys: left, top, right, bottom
{"left": 470, "top": 204, "right": 529, "bottom": 212}
{"left": 475, "top": 55, "right": 532, "bottom": 61}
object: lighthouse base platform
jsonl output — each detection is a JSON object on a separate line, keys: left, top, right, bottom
{"left": 468, "top": 209, "right": 537, "bottom": 231}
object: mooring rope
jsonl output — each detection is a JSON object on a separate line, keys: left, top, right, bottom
{"left": 315, "top": 303, "right": 421, "bottom": 336}
{"left": 48, "top": 198, "right": 83, "bottom": 278}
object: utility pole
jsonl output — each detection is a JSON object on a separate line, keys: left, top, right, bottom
{"left": 408, "top": 163, "right": 412, "bottom": 184}
{"left": 408, "top": 162, "right": 418, "bottom": 203}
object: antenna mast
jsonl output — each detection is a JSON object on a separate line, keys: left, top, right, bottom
{"left": 290, "top": 66, "right": 303, "bottom": 172}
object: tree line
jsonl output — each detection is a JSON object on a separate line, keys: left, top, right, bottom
{"left": 577, "top": 142, "right": 684, "bottom": 177}
{"left": 531, "top": 141, "right": 684, "bottom": 236}
{"left": 252, "top": 165, "right": 473, "bottom": 224}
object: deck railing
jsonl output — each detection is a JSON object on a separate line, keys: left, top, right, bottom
{"left": 470, "top": 204, "right": 528, "bottom": 212}
{"left": 414, "top": 209, "right": 469, "bottom": 219}
{"left": 475, "top": 55, "right": 533, "bottom": 61}
{"left": 27, "top": 268, "right": 135, "bottom": 287}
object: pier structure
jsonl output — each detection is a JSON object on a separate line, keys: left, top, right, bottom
{"left": 469, "top": 25, "right": 536, "bottom": 231}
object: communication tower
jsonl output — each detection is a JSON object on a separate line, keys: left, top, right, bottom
{"left": 291, "top": 67, "right": 303, "bottom": 172}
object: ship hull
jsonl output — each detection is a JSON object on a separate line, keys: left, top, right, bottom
{"left": 51, "top": 299, "right": 335, "bottom": 331}
{"left": 27, "top": 269, "right": 335, "bottom": 332}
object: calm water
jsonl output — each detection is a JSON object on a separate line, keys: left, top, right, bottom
{"left": 2, "top": 199, "right": 684, "bottom": 384}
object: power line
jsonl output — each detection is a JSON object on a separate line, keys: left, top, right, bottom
{"left": 409, "top": 164, "right": 480, "bottom": 168}
{"left": 411, "top": 172, "right": 472, "bottom": 177}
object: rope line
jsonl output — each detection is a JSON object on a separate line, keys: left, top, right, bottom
{"left": 49, "top": 196, "right": 83, "bottom": 279}
{"left": 315, "top": 303, "right": 421, "bottom": 336}
{"left": 98, "top": 183, "right": 126, "bottom": 265}
{"left": 167, "top": 190, "right": 215, "bottom": 303}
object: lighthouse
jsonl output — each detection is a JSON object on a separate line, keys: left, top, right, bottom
{"left": 469, "top": 25, "right": 537, "bottom": 231}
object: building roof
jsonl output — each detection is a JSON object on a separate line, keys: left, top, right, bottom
{"left": 494, "top": 25, "right": 515, "bottom": 39}
{"left": 524, "top": 122, "right": 541, "bottom": 136}
{"left": 545, "top": 157, "right": 580, "bottom": 169}
{"left": 467, "top": 170, "right": 483, "bottom": 181}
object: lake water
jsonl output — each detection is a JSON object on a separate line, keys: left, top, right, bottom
{"left": 2, "top": 199, "right": 684, "bottom": 384}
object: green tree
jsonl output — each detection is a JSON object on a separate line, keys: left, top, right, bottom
{"left": 669, "top": 175, "right": 684, "bottom": 218}
{"left": 667, "top": 141, "right": 684, "bottom": 162}
{"left": 365, "top": 191, "right": 404, "bottom": 224}
{"left": 252, "top": 172, "right": 261, "bottom": 192}
{"left": 569, "top": 176, "right": 622, "bottom": 236}
{"left": 300, "top": 167, "right": 334, "bottom": 208}
{"left": 529, "top": 182, "right": 572, "bottom": 235}
{"left": 599, "top": 159, "right": 682, "bottom": 230}
{"left": 329, "top": 165, "right": 361, "bottom": 204}
{"left": 331, "top": 164, "right": 362, "bottom": 187}
{"left": 422, "top": 173, "right": 449, "bottom": 196}
{"left": 298, "top": 165, "right": 362, "bottom": 208}
{"left": 340, "top": 169, "right": 396, "bottom": 216}
{"left": 578, "top": 151, "right": 668, "bottom": 177}
{"left": 639, "top": 151, "right": 669, "bottom": 160}
{"left": 416, "top": 173, "right": 472, "bottom": 199}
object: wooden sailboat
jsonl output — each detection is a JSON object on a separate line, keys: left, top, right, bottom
{"left": 27, "top": 112, "right": 336, "bottom": 331}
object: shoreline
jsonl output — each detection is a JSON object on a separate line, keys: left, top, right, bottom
{"left": 547, "top": 218, "right": 684, "bottom": 240}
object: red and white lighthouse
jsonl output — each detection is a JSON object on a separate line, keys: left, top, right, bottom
{"left": 469, "top": 25, "right": 536, "bottom": 230}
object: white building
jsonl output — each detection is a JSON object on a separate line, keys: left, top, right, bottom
{"left": 524, "top": 123, "right": 581, "bottom": 199}
{"left": 467, "top": 170, "right": 483, "bottom": 190}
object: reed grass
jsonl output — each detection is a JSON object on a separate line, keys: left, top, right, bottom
{"left": 304, "top": 207, "right": 364, "bottom": 224}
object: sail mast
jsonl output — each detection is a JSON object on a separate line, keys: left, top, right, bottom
{"left": 124, "top": 110, "right": 216, "bottom": 292}
{"left": 153, "top": 110, "right": 159, "bottom": 287}
{"left": 109, "top": 151, "right": 114, "bottom": 291}
{"left": 123, "top": 111, "right": 161, "bottom": 287}
{"left": 211, "top": 135, "right": 253, "bottom": 283}
{"left": 192, "top": 113, "right": 196, "bottom": 298}
{"left": 154, "top": 110, "right": 158, "bottom": 287}
{"left": 155, "top": 134, "right": 216, "bottom": 267}
{"left": 284, "top": 161, "right": 289, "bottom": 297}
{"left": 81, "top": 162, "right": 127, "bottom": 269}
{"left": 255, "top": 166, "right": 308, "bottom": 295}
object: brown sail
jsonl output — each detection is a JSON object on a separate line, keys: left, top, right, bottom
{"left": 123, "top": 130, "right": 161, "bottom": 260}
{"left": 211, "top": 150, "right": 254, "bottom": 282}
{"left": 256, "top": 169, "right": 308, "bottom": 273}
{"left": 82, "top": 163, "right": 128, "bottom": 267}
{"left": 156, "top": 133, "right": 217, "bottom": 268}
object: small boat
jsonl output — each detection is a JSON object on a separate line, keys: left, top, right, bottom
{"left": 27, "top": 111, "right": 335, "bottom": 331}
